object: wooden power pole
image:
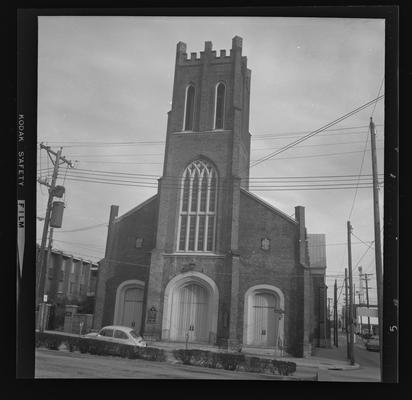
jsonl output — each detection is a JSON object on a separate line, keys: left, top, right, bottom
{"left": 334, "top": 280, "right": 338, "bottom": 347}
{"left": 345, "top": 268, "right": 349, "bottom": 359}
{"left": 363, "top": 273, "right": 372, "bottom": 334}
{"left": 36, "top": 144, "right": 73, "bottom": 306}
{"left": 347, "top": 221, "right": 355, "bottom": 365}
{"left": 369, "top": 117, "right": 383, "bottom": 379}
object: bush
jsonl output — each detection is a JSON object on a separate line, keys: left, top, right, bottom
{"left": 271, "top": 360, "right": 296, "bottom": 376}
{"left": 172, "top": 350, "right": 245, "bottom": 371}
{"left": 218, "top": 353, "right": 245, "bottom": 371}
{"left": 35, "top": 331, "right": 81, "bottom": 352}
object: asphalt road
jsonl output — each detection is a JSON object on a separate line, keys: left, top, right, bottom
{"left": 315, "top": 334, "right": 380, "bottom": 382}
{"left": 35, "top": 349, "right": 298, "bottom": 379}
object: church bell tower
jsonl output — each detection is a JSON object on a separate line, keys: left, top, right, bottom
{"left": 144, "top": 37, "right": 252, "bottom": 342}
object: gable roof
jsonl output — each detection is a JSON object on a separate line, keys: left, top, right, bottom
{"left": 240, "top": 188, "right": 298, "bottom": 225}
{"left": 114, "top": 194, "right": 158, "bottom": 223}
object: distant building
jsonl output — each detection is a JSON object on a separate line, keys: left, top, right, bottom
{"left": 36, "top": 245, "right": 99, "bottom": 305}
{"left": 307, "top": 234, "right": 329, "bottom": 347}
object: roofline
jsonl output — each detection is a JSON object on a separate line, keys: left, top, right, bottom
{"left": 114, "top": 194, "right": 158, "bottom": 223}
{"left": 240, "top": 188, "right": 298, "bottom": 225}
{"left": 39, "top": 247, "right": 98, "bottom": 266}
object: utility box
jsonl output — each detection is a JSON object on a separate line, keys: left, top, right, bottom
{"left": 50, "top": 201, "right": 65, "bottom": 228}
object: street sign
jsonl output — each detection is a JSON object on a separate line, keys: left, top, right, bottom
{"left": 356, "top": 307, "right": 378, "bottom": 318}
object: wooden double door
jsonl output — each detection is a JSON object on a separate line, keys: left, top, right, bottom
{"left": 121, "top": 286, "right": 144, "bottom": 332}
{"left": 172, "top": 283, "right": 210, "bottom": 343}
{"left": 250, "top": 292, "right": 280, "bottom": 347}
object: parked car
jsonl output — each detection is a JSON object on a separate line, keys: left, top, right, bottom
{"left": 84, "top": 325, "right": 147, "bottom": 347}
{"left": 365, "top": 335, "right": 380, "bottom": 352}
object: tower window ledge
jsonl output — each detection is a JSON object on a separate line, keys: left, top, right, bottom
{"left": 172, "top": 130, "right": 231, "bottom": 135}
{"left": 163, "top": 252, "right": 225, "bottom": 259}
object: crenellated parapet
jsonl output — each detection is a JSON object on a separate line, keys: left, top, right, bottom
{"left": 176, "top": 36, "right": 248, "bottom": 67}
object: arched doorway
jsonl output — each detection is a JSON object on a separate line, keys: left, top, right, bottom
{"left": 162, "top": 272, "right": 219, "bottom": 344}
{"left": 173, "top": 283, "right": 209, "bottom": 342}
{"left": 113, "top": 280, "right": 145, "bottom": 333}
{"left": 243, "top": 284, "right": 285, "bottom": 348}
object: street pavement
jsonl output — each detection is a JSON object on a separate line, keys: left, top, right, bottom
{"left": 312, "top": 333, "right": 380, "bottom": 382}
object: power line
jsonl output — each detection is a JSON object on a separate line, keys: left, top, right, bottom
{"left": 251, "top": 94, "right": 384, "bottom": 167}
{"left": 351, "top": 232, "right": 375, "bottom": 249}
{"left": 47, "top": 170, "right": 382, "bottom": 185}
{"left": 37, "top": 165, "right": 384, "bottom": 181}
{"left": 38, "top": 137, "right": 384, "bottom": 158}
{"left": 54, "top": 222, "right": 108, "bottom": 233}
{"left": 48, "top": 175, "right": 383, "bottom": 191}
{"left": 37, "top": 123, "right": 384, "bottom": 146}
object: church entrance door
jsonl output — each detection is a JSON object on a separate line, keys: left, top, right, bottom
{"left": 251, "top": 292, "right": 280, "bottom": 347}
{"left": 121, "top": 286, "right": 144, "bottom": 332}
{"left": 173, "top": 283, "right": 209, "bottom": 343}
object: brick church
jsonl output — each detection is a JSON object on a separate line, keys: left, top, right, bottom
{"left": 93, "top": 36, "right": 326, "bottom": 357}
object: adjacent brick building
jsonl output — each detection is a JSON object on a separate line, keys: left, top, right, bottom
{"left": 94, "top": 36, "right": 326, "bottom": 357}
{"left": 36, "top": 245, "right": 98, "bottom": 305}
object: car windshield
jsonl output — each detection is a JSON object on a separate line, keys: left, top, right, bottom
{"left": 129, "top": 330, "right": 141, "bottom": 340}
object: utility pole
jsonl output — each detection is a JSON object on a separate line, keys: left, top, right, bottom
{"left": 353, "top": 283, "right": 357, "bottom": 335}
{"left": 347, "top": 221, "right": 355, "bottom": 365}
{"left": 369, "top": 117, "right": 383, "bottom": 379}
{"left": 357, "top": 288, "right": 363, "bottom": 335}
{"left": 36, "top": 144, "right": 73, "bottom": 306}
{"left": 345, "top": 268, "right": 349, "bottom": 359}
{"left": 334, "top": 280, "right": 338, "bottom": 347}
{"left": 328, "top": 298, "right": 332, "bottom": 320}
{"left": 327, "top": 297, "right": 332, "bottom": 345}
{"left": 363, "top": 273, "right": 372, "bottom": 334}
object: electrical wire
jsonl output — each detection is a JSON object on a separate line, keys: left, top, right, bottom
{"left": 37, "top": 165, "right": 384, "bottom": 181}
{"left": 37, "top": 123, "right": 384, "bottom": 146}
{"left": 54, "top": 222, "right": 108, "bottom": 233}
{"left": 55, "top": 176, "right": 383, "bottom": 191}
{"left": 251, "top": 94, "right": 384, "bottom": 167}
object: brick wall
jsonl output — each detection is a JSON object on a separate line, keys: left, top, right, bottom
{"left": 238, "top": 190, "right": 305, "bottom": 356}
{"left": 93, "top": 197, "right": 157, "bottom": 329}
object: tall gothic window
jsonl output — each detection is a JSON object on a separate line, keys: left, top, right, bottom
{"left": 183, "top": 85, "right": 195, "bottom": 131}
{"left": 177, "top": 160, "right": 217, "bottom": 252}
{"left": 214, "top": 82, "right": 226, "bottom": 130}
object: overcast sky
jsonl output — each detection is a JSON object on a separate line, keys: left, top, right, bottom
{"left": 36, "top": 16, "right": 385, "bottom": 309}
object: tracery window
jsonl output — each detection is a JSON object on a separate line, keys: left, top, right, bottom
{"left": 214, "top": 82, "right": 226, "bottom": 130}
{"left": 183, "top": 85, "right": 195, "bottom": 131}
{"left": 177, "top": 160, "right": 217, "bottom": 252}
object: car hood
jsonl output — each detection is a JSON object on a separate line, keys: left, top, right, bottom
{"left": 84, "top": 332, "right": 99, "bottom": 337}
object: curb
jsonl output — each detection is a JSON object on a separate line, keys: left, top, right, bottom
{"left": 294, "top": 361, "right": 361, "bottom": 370}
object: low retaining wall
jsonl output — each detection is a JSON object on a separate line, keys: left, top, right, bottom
{"left": 35, "top": 331, "right": 296, "bottom": 376}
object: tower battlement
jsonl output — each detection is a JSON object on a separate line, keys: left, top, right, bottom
{"left": 176, "top": 36, "right": 247, "bottom": 67}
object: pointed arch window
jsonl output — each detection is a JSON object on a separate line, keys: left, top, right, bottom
{"left": 214, "top": 82, "right": 226, "bottom": 130}
{"left": 183, "top": 85, "right": 195, "bottom": 131}
{"left": 177, "top": 160, "right": 218, "bottom": 252}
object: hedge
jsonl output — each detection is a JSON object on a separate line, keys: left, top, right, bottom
{"left": 35, "top": 331, "right": 80, "bottom": 352}
{"left": 35, "top": 331, "right": 166, "bottom": 362}
{"left": 172, "top": 349, "right": 296, "bottom": 376}
{"left": 36, "top": 331, "right": 296, "bottom": 376}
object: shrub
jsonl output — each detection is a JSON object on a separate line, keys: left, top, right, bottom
{"left": 218, "top": 353, "right": 245, "bottom": 371}
{"left": 136, "top": 347, "right": 166, "bottom": 362}
{"left": 173, "top": 349, "right": 192, "bottom": 365}
{"left": 247, "top": 356, "right": 263, "bottom": 373}
{"left": 172, "top": 350, "right": 245, "bottom": 371}
{"left": 271, "top": 360, "right": 296, "bottom": 376}
{"left": 35, "top": 331, "right": 81, "bottom": 352}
